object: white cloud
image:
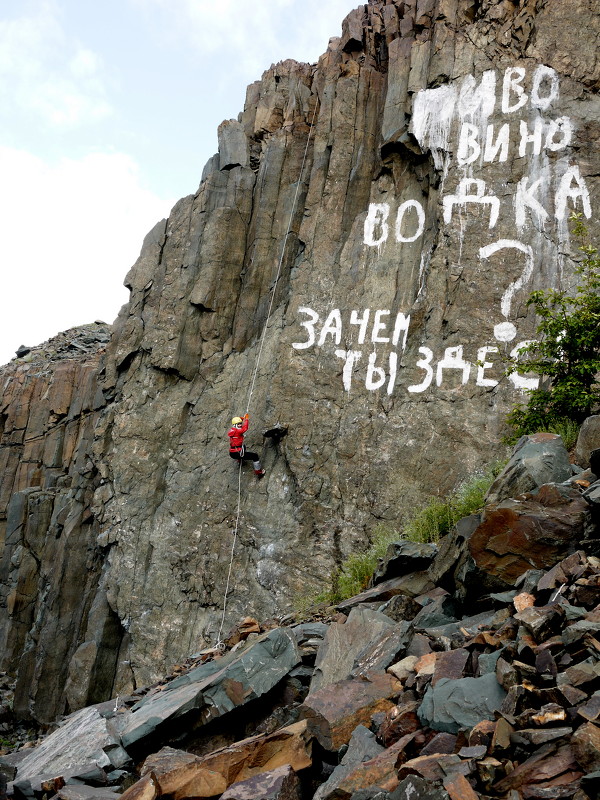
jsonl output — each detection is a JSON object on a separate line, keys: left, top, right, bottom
{"left": 132, "top": 0, "right": 357, "bottom": 79}
{"left": 0, "top": 0, "right": 112, "bottom": 127}
{"left": 0, "top": 146, "right": 173, "bottom": 366}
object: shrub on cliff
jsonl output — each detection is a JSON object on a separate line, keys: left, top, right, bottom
{"left": 507, "top": 213, "right": 600, "bottom": 439}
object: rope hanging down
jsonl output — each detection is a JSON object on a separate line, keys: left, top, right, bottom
{"left": 216, "top": 86, "right": 320, "bottom": 646}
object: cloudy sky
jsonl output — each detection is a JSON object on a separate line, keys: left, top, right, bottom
{"left": 0, "top": 0, "right": 358, "bottom": 366}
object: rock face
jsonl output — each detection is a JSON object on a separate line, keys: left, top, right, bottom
{"left": 1, "top": 0, "right": 599, "bottom": 722}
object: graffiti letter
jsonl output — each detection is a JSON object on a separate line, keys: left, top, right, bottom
{"left": 545, "top": 117, "right": 572, "bottom": 151}
{"left": 508, "top": 341, "right": 539, "bottom": 390}
{"left": 515, "top": 176, "right": 549, "bottom": 230}
{"left": 292, "top": 307, "right": 319, "bottom": 350}
{"left": 458, "top": 70, "right": 497, "bottom": 118}
{"left": 457, "top": 122, "right": 481, "bottom": 165}
{"left": 391, "top": 313, "right": 410, "bottom": 348}
{"left": 366, "top": 352, "right": 386, "bottom": 390}
{"left": 531, "top": 65, "right": 560, "bottom": 110}
{"left": 555, "top": 165, "right": 592, "bottom": 221}
{"left": 335, "top": 350, "right": 362, "bottom": 392}
{"left": 350, "top": 309, "right": 370, "bottom": 344}
{"left": 502, "top": 67, "right": 528, "bottom": 113}
{"left": 372, "top": 310, "right": 391, "bottom": 343}
{"left": 387, "top": 352, "right": 398, "bottom": 395}
{"left": 436, "top": 346, "right": 471, "bottom": 386}
{"left": 318, "top": 309, "right": 342, "bottom": 346}
{"left": 364, "top": 203, "right": 390, "bottom": 246}
{"left": 476, "top": 346, "right": 499, "bottom": 387}
{"left": 518, "top": 119, "right": 544, "bottom": 157}
{"left": 443, "top": 178, "right": 500, "bottom": 228}
{"left": 484, "top": 123, "right": 510, "bottom": 163}
{"left": 408, "top": 347, "right": 434, "bottom": 393}
{"left": 395, "top": 200, "right": 425, "bottom": 243}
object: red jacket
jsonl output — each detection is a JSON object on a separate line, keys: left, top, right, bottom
{"left": 228, "top": 418, "right": 248, "bottom": 452}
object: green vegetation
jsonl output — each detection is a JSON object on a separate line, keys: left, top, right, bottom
{"left": 300, "top": 462, "right": 504, "bottom": 609}
{"left": 506, "top": 213, "right": 600, "bottom": 440}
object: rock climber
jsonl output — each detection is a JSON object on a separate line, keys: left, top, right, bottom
{"left": 228, "top": 414, "right": 266, "bottom": 478}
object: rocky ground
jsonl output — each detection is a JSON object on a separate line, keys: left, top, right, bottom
{"left": 0, "top": 423, "right": 599, "bottom": 800}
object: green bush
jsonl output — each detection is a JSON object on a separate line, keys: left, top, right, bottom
{"left": 507, "top": 213, "right": 600, "bottom": 437}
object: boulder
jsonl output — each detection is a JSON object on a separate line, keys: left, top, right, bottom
{"left": 468, "top": 484, "right": 590, "bottom": 584}
{"left": 486, "top": 434, "right": 572, "bottom": 505}
{"left": 574, "top": 416, "right": 600, "bottom": 469}
{"left": 418, "top": 673, "right": 507, "bottom": 733}
{"left": 389, "top": 775, "right": 449, "bottom": 800}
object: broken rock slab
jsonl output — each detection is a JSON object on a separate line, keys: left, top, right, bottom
{"left": 220, "top": 764, "right": 301, "bottom": 800}
{"left": 574, "top": 415, "right": 600, "bottom": 469}
{"left": 120, "top": 627, "right": 300, "bottom": 750}
{"left": 313, "top": 726, "right": 384, "bottom": 800}
{"left": 125, "top": 721, "right": 312, "bottom": 800}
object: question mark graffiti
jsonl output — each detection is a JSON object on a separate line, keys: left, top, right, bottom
{"left": 479, "top": 239, "right": 534, "bottom": 342}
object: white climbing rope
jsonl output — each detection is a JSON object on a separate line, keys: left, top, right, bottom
{"left": 216, "top": 84, "right": 320, "bottom": 646}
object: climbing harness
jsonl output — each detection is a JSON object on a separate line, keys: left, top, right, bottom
{"left": 216, "top": 84, "right": 320, "bottom": 647}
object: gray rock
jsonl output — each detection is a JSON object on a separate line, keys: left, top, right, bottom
{"left": 310, "top": 607, "right": 394, "bottom": 693}
{"left": 574, "top": 416, "right": 600, "bottom": 468}
{"left": 351, "top": 620, "right": 414, "bottom": 676}
{"left": 371, "top": 542, "right": 437, "bottom": 586}
{"left": 486, "top": 434, "right": 572, "bottom": 505}
{"left": 582, "top": 480, "right": 600, "bottom": 507}
{"left": 218, "top": 119, "right": 249, "bottom": 170}
{"left": 314, "top": 726, "right": 384, "bottom": 800}
{"left": 411, "top": 596, "right": 457, "bottom": 630}
{"left": 120, "top": 627, "right": 300, "bottom": 749}
{"left": 418, "top": 673, "right": 507, "bottom": 733}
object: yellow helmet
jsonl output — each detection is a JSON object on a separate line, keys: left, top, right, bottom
{"left": 231, "top": 416, "right": 243, "bottom": 425}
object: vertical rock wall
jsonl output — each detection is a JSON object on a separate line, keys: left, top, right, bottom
{"left": 0, "top": 0, "right": 598, "bottom": 722}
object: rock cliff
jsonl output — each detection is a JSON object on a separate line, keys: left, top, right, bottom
{"left": 0, "top": 0, "right": 599, "bottom": 723}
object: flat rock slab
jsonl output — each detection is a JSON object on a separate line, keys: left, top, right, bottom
{"left": 310, "top": 607, "right": 395, "bottom": 693}
{"left": 13, "top": 707, "right": 124, "bottom": 783}
{"left": 336, "top": 573, "right": 435, "bottom": 613}
{"left": 120, "top": 628, "right": 300, "bottom": 749}
{"left": 125, "top": 721, "right": 312, "bottom": 800}
{"left": 418, "top": 673, "right": 507, "bottom": 733}
{"left": 220, "top": 764, "right": 301, "bottom": 800}
{"left": 301, "top": 672, "right": 401, "bottom": 751}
